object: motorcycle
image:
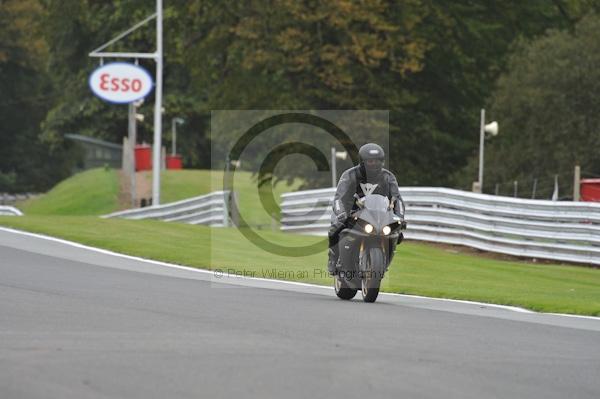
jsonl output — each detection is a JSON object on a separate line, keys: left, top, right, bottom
{"left": 333, "top": 194, "right": 406, "bottom": 303}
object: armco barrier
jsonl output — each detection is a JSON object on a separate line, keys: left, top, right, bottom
{"left": 0, "top": 206, "right": 23, "bottom": 216}
{"left": 280, "top": 187, "right": 600, "bottom": 266}
{"left": 0, "top": 193, "right": 38, "bottom": 205}
{"left": 103, "top": 191, "right": 231, "bottom": 227}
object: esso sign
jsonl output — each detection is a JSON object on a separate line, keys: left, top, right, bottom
{"left": 89, "top": 62, "right": 153, "bottom": 104}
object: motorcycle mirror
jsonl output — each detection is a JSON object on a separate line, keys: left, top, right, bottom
{"left": 354, "top": 194, "right": 365, "bottom": 208}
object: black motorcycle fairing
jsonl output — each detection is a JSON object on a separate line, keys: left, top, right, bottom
{"left": 355, "top": 210, "right": 397, "bottom": 233}
{"left": 353, "top": 197, "right": 401, "bottom": 236}
{"left": 333, "top": 193, "right": 405, "bottom": 302}
{"left": 337, "top": 230, "right": 361, "bottom": 275}
{"left": 341, "top": 226, "right": 400, "bottom": 239}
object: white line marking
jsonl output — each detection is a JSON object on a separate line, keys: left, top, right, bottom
{"left": 1, "top": 226, "right": 598, "bottom": 320}
{"left": 545, "top": 312, "right": 600, "bottom": 320}
{"left": 380, "top": 292, "right": 535, "bottom": 313}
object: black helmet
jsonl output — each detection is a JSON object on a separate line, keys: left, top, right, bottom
{"left": 358, "top": 143, "right": 385, "bottom": 180}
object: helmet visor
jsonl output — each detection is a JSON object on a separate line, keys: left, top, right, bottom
{"left": 364, "top": 158, "right": 383, "bottom": 171}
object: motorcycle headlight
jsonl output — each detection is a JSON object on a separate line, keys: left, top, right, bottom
{"left": 364, "top": 224, "right": 374, "bottom": 234}
{"left": 382, "top": 226, "right": 391, "bottom": 235}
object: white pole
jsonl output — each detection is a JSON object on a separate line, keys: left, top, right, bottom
{"left": 331, "top": 146, "right": 337, "bottom": 187}
{"left": 573, "top": 165, "right": 581, "bottom": 201}
{"left": 478, "top": 108, "right": 485, "bottom": 191}
{"left": 128, "top": 103, "right": 137, "bottom": 207}
{"left": 152, "top": 0, "right": 163, "bottom": 205}
{"left": 171, "top": 118, "right": 176, "bottom": 156}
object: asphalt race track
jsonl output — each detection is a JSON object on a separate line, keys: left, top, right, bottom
{"left": 1, "top": 227, "right": 599, "bottom": 399}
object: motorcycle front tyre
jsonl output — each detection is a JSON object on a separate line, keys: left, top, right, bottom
{"left": 334, "top": 274, "right": 357, "bottom": 300}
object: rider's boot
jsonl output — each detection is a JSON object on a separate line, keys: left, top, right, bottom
{"left": 327, "top": 248, "right": 339, "bottom": 275}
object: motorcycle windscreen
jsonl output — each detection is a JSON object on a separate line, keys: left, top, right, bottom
{"left": 362, "top": 194, "right": 389, "bottom": 211}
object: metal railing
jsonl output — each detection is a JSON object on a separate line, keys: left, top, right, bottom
{"left": 0, "top": 193, "right": 38, "bottom": 206}
{"left": 0, "top": 206, "right": 23, "bottom": 216}
{"left": 280, "top": 187, "right": 600, "bottom": 266}
{"left": 103, "top": 190, "right": 231, "bottom": 227}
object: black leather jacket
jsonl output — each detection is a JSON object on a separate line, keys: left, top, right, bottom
{"left": 332, "top": 165, "right": 405, "bottom": 221}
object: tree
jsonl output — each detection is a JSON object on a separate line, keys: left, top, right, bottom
{"left": 4, "top": 0, "right": 597, "bottom": 192}
{"left": 456, "top": 13, "right": 600, "bottom": 198}
{"left": 0, "top": 0, "right": 68, "bottom": 192}
{"left": 182, "top": 0, "right": 591, "bottom": 187}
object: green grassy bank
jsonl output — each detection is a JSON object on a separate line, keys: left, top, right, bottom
{"left": 1, "top": 215, "right": 599, "bottom": 316}
{"left": 20, "top": 168, "right": 120, "bottom": 215}
{"left": 19, "top": 168, "right": 299, "bottom": 225}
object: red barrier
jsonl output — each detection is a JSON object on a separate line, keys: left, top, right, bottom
{"left": 135, "top": 145, "right": 152, "bottom": 171}
{"left": 581, "top": 179, "right": 600, "bottom": 202}
{"left": 166, "top": 155, "right": 183, "bottom": 170}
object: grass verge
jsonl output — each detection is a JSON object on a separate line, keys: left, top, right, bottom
{"left": 20, "top": 169, "right": 299, "bottom": 225}
{"left": 1, "top": 215, "right": 599, "bottom": 316}
{"left": 19, "top": 168, "right": 120, "bottom": 215}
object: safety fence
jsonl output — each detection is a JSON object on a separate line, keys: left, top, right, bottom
{"left": 0, "top": 206, "right": 23, "bottom": 216}
{"left": 0, "top": 193, "right": 38, "bottom": 206}
{"left": 280, "top": 187, "right": 600, "bottom": 266}
{"left": 103, "top": 191, "right": 232, "bottom": 227}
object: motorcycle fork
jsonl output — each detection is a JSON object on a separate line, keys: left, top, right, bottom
{"left": 358, "top": 240, "right": 365, "bottom": 271}
{"left": 359, "top": 238, "right": 388, "bottom": 272}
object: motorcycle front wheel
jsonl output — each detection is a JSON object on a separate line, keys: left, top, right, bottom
{"left": 361, "top": 248, "right": 384, "bottom": 303}
{"left": 334, "top": 275, "right": 357, "bottom": 300}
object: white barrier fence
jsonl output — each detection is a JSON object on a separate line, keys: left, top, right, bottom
{"left": 0, "top": 206, "right": 23, "bottom": 216}
{"left": 1, "top": 193, "right": 38, "bottom": 205}
{"left": 280, "top": 187, "right": 600, "bottom": 266}
{"left": 103, "top": 191, "right": 231, "bottom": 227}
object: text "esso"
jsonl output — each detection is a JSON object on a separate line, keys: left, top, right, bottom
{"left": 89, "top": 62, "right": 154, "bottom": 104}
{"left": 100, "top": 74, "right": 143, "bottom": 93}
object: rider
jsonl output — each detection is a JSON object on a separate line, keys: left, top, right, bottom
{"left": 327, "top": 143, "right": 405, "bottom": 275}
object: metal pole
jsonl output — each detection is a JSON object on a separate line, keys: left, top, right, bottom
{"left": 552, "top": 175, "right": 559, "bottom": 201}
{"left": 132, "top": 104, "right": 137, "bottom": 206}
{"left": 128, "top": 103, "right": 137, "bottom": 207}
{"left": 171, "top": 118, "right": 176, "bottom": 156}
{"left": 478, "top": 109, "right": 485, "bottom": 191}
{"left": 89, "top": 13, "right": 157, "bottom": 56}
{"left": 513, "top": 180, "right": 518, "bottom": 198}
{"left": 331, "top": 146, "right": 337, "bottom": 187}
{"left": 573, "top": 165, "right": 581, "bottom": 201}
{"left": 531, "top": 178, "right": 538, "bottom": 199}
{"left": 151, "top": 0, "right": 163, "bottom": 205}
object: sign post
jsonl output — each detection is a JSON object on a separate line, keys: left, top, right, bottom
{"left": 128, "top": 103, "right": 136, "bottom": 206}
{"left": 89, "top": 0, "right": 164, "bottom": 205}
{"left": 152, "top": 0, "right": 163, "bottom": 205}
